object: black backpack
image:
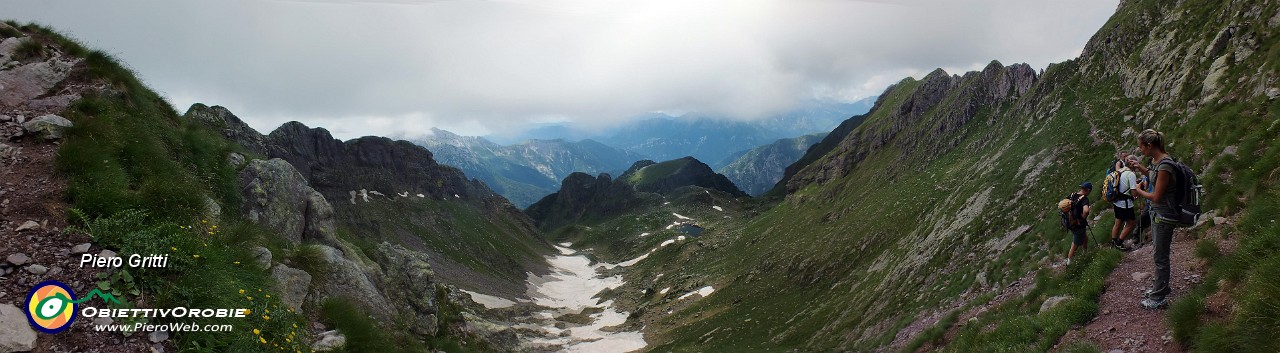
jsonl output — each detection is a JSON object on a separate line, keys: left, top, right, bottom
{"left": 1059, "top": 193, "right": 1085, "bottom": 229}
{"left": 1155, "top": 157, "right": 1204, "bottom": 227}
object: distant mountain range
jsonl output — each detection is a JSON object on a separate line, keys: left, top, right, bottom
{"left": 422, "top": 98, "right": 875, "bottom": 206}
{"left": 412, "top": 128, "right": 644, "bottom": 208}
{"left": 713, "top": 132, "right": 829, "bottom": 196}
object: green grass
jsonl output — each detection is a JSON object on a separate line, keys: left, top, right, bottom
{"left": 1173, "top": 190, "right": 1280, "bottom": 353}
{"left": 320, "top": 298, "right": 399, "bottom": 353}
{"left": 12, "top": 37, "right": 45, "bottom": 61}
{"left": 625, "top": 157, "right": 693, "bottom": 186}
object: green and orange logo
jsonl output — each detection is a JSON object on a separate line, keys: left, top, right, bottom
{"left": 25, "top": 280, "right": 78, "bottom": 333}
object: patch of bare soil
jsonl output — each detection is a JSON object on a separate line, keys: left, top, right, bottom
{"left": 1052, "top": 216, "right": 1237, "bottom": 353}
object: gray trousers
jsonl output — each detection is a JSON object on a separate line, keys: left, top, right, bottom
{"left": 1150, "top": 219, "right": 1175, "bottom": 298}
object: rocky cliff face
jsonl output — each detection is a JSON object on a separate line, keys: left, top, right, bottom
{"left": 785, "top": 62, "right": 1038, "bottom": 193}
{"left": 524, "top": 172, "right": 646, "bottom": 231}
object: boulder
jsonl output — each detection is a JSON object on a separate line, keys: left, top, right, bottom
{"left": 202, "top": 196, "right": 222, "bottom": 223}
{"left": 311, "top": 330, "right": 346, "bottom": 352}
{"left": 303, "top": 190, "right": 337, "bottom": 246}
{"left": 238, "top": 159, "right": 337, "bottom": 247}
{"left": 0, "top": 143, "right": 18, "bottom": 162}
{"left": 1039, "top": 295, "right": 1071, "bottom": 313}
{"left": 14, "top": 220, "right": 39, "bottom": 232}
{"left": 0, "top": 37, "right": 27, "bottom": 58}
{"left": 6, "top": 253, "right": 29, "bottom": 266}
{"left": 70, "top": 243, "right": 91, "bottom": 254}
{"left": 375, "top": 242, "right": 440, "bottom": 337}
{"left": 0, "top": 304, "right": 38, "bottom": 352}
{"left": 22, "top": 114, "right": 73, "bottom": 140}
{"left": 26, "top": 93, "right": 80, "bottom": 111}
{"left": 226, "top": 152, "right": 246, "bottom": 169}
{"left": 250, "top": 246, "right": 272, "bottom": 271}
{"left": 307, "top": 245, "right": 392, "bottom": 320}
{"left": 147, "top": 330, "right": 169, "bottom": 343}
{"left": 269, "top": 263, "right": 311, "bottom": 313}
{"left": 0, "top": 57, "right": 80, "bottom": 107}
{"left": 26, "top": 264, "right": 47, "bottom": 275}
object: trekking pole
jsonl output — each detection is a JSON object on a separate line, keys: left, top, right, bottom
{"left": 1087, "top": 226, "right": 1104, "bottom": 248}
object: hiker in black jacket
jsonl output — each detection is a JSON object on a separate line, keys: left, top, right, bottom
{"left": 1065, "top": 182, "right": 1092, "bottom": 266}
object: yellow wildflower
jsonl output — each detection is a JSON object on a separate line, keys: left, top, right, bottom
{"left": 239, "top": 289, "right": 246, "bottom": 294}
{"left": 259, "top": 336, "right": 266, "bottom": 344}
{"left": 254, "top": 329, "right": 260, "bottom": 335}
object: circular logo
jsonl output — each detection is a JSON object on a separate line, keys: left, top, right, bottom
{"left": 25, "top": 280, "right": 78, "bottom": 334}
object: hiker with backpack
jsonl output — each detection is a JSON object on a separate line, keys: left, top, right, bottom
{"left": 1129, "top": 129, "right": 1204, "bottom": 309}
{"left": 1126, "top": 154, "right": 1152, "bottom": 246}
{"left": 1104, "top": 158, "right": 1139, "bottom": 250}
{"left": 1060, "top": 182, "right": 1093, "bottom": 266}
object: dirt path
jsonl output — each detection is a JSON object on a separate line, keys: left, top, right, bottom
{"left": 1054, "top": 218, "right": 1233, "bottom": 353}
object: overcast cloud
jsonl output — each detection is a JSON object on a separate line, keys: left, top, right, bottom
{"left": 2, "top": 0, "right": 1118, "bottom": 139}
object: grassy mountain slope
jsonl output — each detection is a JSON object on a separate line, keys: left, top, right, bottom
{"left": 187, "top": 108, "right": 553, "bottom": 298}
{"left": 4, "top": 23, "right": 509, "bottom": 351}
{"left": 594, "top": 0, "right": 1280, "bottom": 351}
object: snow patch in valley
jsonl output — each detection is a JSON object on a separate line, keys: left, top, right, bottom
{"left": 712, "top": 206, "right": 723, "bottom": 212}
{"left": 460, "top": 290, "right": 516, "bottom": 309}
{"left": 677, "top": 286, "right": 715, "bottom": 300}
{"left": 672, "top": 213, "right": 692, "bottom": 220}
{"left": 525, "top": 245, "right": 646, "bottom": 352}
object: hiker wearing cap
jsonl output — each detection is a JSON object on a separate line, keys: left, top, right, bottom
{"left": 1107, "top": 158, "right": 1139, "bottom": 250}
{"left": 1064, "top": 182, "right": 1093, "bottom": 266}
{"left": 1131, "top": 129, "right": 1176, "bottom": 309}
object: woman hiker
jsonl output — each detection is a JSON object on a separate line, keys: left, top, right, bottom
{"left": 1130, "top": 129, "right": 1176, "bottom": 310}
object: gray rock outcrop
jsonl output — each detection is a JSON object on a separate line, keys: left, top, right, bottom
{"left": 0, "top": 304, "right": 38, "bottom": 352}
{"left": 375, "top": 242, "right": 440, "bottom": 337}
{"left": 307, "top": 245, "right": 393, "bottom": 320}
{"left": 0, "top": 54, "right": 80, "bottom": 107}
{"left": 311, "top": 330, "right": 346, "bottom": 352}
{"left": 1039, "top": 295, "right": 1072, "bottom": 314}
{"left": 22, "top": 114, "right": 73, "bottom": 140}
{"left": 238, "top": 159, "right": 337, "bottom": 247}
{"left": 269, "top": 263, "right": 312, "bottom": 312}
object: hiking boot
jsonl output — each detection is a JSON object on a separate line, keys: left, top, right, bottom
{"left": 1066, "top": 259, "right": 1071, "bottom": 266}
{"left": 1141, "top": 297, "right": 1168, "bottom": 310}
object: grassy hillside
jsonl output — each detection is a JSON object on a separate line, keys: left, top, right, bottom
{"left": 588, "top": 0, "right": 1280, "bottom": 351}
{"left": 11, "top": 23, "right": 528, "bottom": 352}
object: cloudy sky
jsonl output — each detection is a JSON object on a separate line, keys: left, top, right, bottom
{"left": 3, "top": 0, "right": 1118, "bottom": 139}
